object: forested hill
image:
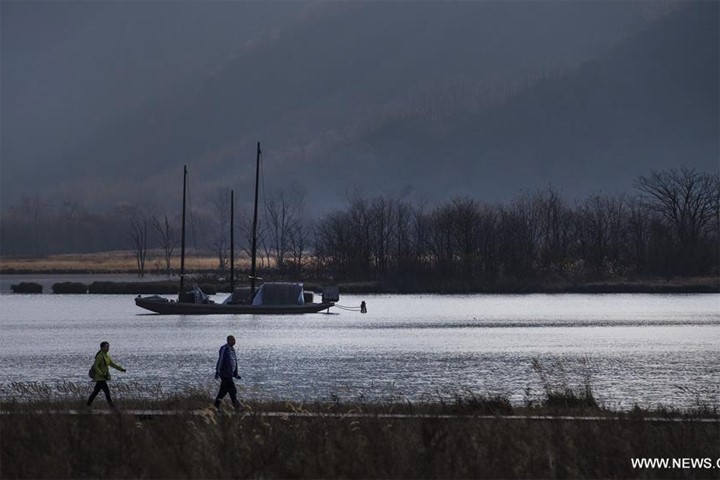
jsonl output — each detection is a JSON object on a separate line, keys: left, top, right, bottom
{"left": 305, "top": 1, "right": 719, "bottom": 205}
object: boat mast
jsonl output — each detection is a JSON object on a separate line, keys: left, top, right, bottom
{"left": 230, "top": 189, "right": 235, "bottom": 289}
{"left": 250, "top": 142, "right": 261, "bottom": 299}
{"left": 179, "top": 165, "right": 187, "bottom": 297}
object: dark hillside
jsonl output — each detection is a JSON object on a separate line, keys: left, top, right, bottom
{"left": 36, "top": 2, "right": 657, "bottom": 209}
{"left": 309, "top": 1, "right": 719, "bottom": 203}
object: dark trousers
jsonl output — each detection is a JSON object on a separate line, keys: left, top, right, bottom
{"left": 87, "top": 380, "right": 113, "bottom": 406}
{"left": 215, "top": 378, "right": 239, "bottom": 407}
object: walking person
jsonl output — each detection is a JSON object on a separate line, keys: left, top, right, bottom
{"left": 214, "top": 335, "right": 242, "bottom": 411}
{"left": 87, "top": 341, "right": 126, "bottom": 409}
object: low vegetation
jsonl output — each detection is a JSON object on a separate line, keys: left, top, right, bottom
{"left": 9, "top": 282, "right": 43, "bottom": 293}
{"left": 52, "top": 282, "right": 88, "bottom": 294}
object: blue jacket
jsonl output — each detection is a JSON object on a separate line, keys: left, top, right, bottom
{"left": 215, "top": 344, "right": 238, "bottom": 379}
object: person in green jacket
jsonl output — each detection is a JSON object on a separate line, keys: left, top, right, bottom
{"left": 87, "top": 341, "right": 126, "bottom": 409}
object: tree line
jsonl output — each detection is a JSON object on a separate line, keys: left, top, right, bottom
{"left": 315, "top": 168, "right": 718, "bottom": 284}
{"left": 1, "top": 168, "right": 717, "bottom": 283}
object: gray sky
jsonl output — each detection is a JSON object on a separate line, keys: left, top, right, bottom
{"left": 1, "top": 1, "right": 716, "bottom": 214}
{"left": 2, "top": 1, "right": 305, "bottom": 206}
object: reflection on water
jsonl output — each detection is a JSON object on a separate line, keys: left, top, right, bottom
{"left": 0, "top": 293, "right": 718, "bottom": 409}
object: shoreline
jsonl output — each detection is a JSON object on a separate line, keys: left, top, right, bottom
{"left": 3, "top": 272, "right": 719, "bottom": 294}
{"left": 2, "top": 394, "right": 717, "bottom": 418}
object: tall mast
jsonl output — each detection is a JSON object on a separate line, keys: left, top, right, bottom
{"left": 230, "top": 189, "right": 235, "bottom": 289}
{"left": 179, "top": 165, "right": 187, "bottom": 297}
{"left": 250, "top": 142, "right": 261, "bottom": 299}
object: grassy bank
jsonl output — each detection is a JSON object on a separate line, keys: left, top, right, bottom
{"left": 2, "top": 391, "right": 718, "bottom": 479}
{"left": 5, "top": 276, "right": 720, "bottom": 295}
{"left": 335, "top": 277, "right": 720, "bottom": 294}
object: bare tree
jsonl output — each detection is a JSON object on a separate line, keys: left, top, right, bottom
{"left": 625, "top": 198, "right": 650, "bottom": 275}
{"left": 535, "top": 187, "right": 574, "bottom": 274}
{"left": 264, "top": 187, "right": 305, "bottom": 272}
{"left": 411, "top": 202, "right": 431, "bottom": 273}
{"left": 128, "top": 216, "right": 149, "bottom": 277}
{"left": 240, "top": 214, "right": 268, "bottom": 271}
{"left": 576, "top": 194, "right": 627, "bottom": 275}
{"left": 498, "top": 193, "right": 542, "bottom": 278}
{"left": 346, "top": 195, "right": 374, "bottom": 278}
{"left": 427, "top": 204, "right": 455, "bottom": 276}
{"left": 369, "top": 196, "right": 394, "bottom": 275}
{"left": 287, "top": 222, "right": 310, "bottom": 275}
{"left": 393, "top": 198, "right": 415, "bottom": 274}
{"left": 449, "top": 197, "right": 483, "bottom": 278}
{"left": 11, "top": 195, "right": 50, "bottom": 256}
{"left": 315, "top": 210, "right": 354, "bottom": 278}
{"left": 153, "top": 214, "right": 177, "bottom": 276}
{"left": 115, "top": 202, "right": 152, "bottom": 278}
{"left": 61, "top": 199, "right": 83, "bottom": 220}
{"left": 209, "top": 188, "right": 231, "bottom": 273}
{"left": 636, "top": 168, "right": 720, "bottom": 274}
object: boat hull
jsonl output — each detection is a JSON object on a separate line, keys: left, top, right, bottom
{"left": 135, "top": 296, "right": 334, "bottom": 315}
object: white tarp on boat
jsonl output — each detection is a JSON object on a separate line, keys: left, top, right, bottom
{"left": 252, "top": 282, "right": 305, "bottom": 306}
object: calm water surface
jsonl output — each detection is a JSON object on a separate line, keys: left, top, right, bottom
{"left": 1, "top": 293, "right": 718, "bottom": 409}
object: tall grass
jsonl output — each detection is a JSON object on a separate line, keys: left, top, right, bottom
{"left": 531, "top": 357, "right": 598, "bottom": 409}
{"left": 2, "top": 373, "right": 718, "bottom": 479}
{"left": 1, "top": 358, "right": 717, "bottom": 478}
{"left": 2, "top": 396, "right": 718, "bottom": 479}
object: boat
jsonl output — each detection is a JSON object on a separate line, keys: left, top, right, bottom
{"left": 134, "top": 286, "right": 337, "bottom": 315}
{"left": 135, "top": 143, "right": 338, "bottom": 315}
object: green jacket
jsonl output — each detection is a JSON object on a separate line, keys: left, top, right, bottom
{"left": 92, "top": 350, "right": 125, "bottom": 381}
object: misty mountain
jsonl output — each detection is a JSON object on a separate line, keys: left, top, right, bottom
{"left": 1, "top": 0, "right": 306, "bottom": 205}
{"left": 306, "top": 1, "right": 719, "bottom": 205}
{"left": 1, "top": 1, "right": 716, "bottom": 214}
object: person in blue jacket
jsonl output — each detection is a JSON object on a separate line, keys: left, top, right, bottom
{"left": 214, "top": 335, "right": 242, "bottom": 411}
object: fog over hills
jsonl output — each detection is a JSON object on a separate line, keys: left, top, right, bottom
{"left": 1, "top": 1, "right": 717, "bottom": 214}
{"left": 309, "top": 1, "right": 719, "bottom": 205}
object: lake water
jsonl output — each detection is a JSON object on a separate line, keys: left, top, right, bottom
{"left": 1, "top": 292, "right": 718, "bottom": 409}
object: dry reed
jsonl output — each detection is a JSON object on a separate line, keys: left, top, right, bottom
{"left": 1, "top": 380, "right": 718, "bottom": 479}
